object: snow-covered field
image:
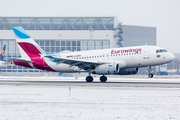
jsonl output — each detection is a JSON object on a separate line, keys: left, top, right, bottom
{"left": 0, "top": 85, "right": 180, "bottom": 120}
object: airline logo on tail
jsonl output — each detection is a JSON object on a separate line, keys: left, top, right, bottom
{"left": 2, "top": 50, "right": 4, "bottom": 56}
{"left": 12, "top": 26, "right": 55, "bottom": 71}
{"left": 0, "top": 45, "right": 6, "bottom": 61}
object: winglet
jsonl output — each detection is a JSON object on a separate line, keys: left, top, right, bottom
{"left": 13, "top": 26, "right": 31, "bottom": 39}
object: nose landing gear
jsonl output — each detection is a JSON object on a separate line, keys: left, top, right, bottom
{"left": 147, "top": 66, "right": 153, "bottom": 78}
{"left": 148, "top": 73, "right": 153, "bottom": 78}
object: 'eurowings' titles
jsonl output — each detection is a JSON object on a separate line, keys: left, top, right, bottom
{"left": 111, "top": 48, "right": 142, "bottom": 54}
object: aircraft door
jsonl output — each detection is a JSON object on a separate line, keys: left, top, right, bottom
{"left": 143, "top": 47, "right": 149, "bottom": 59}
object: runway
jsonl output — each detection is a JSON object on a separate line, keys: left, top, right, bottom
{"left": 0, "top": 76, "right": 180, "bottom": 87}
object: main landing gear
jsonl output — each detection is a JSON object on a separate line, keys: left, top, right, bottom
{"left": 86, "top": 68, "right": 93, "bottom": 82}
{"left": 86, "top": 75, "right": 108, "bottom": 82}
{"left": 147, "top": 66, "right": 153, "bottom": 78}
{"left": 100, "top": 75, "right": 107, "bottom": 82}
{"left": 86, "top": 76, "right": 93, "bottom": 82}
{"left": 85, "top": 68, "right": 108, "bottom": 82}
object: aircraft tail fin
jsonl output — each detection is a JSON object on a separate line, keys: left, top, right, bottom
{"left": 12, "top": 26, "right": 46, "bottom": 59}
{"left": 0, "top": 45, "right": 6, "bottom": 61}
{"left": 12, "top": 26, "right": 55, "bottom": 71}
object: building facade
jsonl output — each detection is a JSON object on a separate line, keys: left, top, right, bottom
{"left": 0, "top": 17, "right": 156, "bottom": 74}
{"left": 122, "top": 25, "right": 156, "bottom": 47}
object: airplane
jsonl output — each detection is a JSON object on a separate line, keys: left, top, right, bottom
{"left": 0, "top": 45, "right": 6, "bottom": 67}
{"left": 11, "top": 26, "right": 175, "bottom": 82}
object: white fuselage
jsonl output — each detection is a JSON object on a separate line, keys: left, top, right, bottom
{"left": 43, "top": 45, "right": 175, "bottom": 72}
{"left": 12, "top": 26, "right": 175, "bottom": 78}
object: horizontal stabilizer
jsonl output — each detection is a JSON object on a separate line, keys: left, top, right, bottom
{"left": 11, "top": 59, "right": 34, "bottom": 63}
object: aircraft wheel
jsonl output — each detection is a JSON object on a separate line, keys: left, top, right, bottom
{"left": 148, "top": 73, "right": 153, "bottom": 78}
{"left": 100, "top": 76, "right": 107, "bottom": 82}
{"left": 86, "top": 76, "right": 93, "bottom": 82}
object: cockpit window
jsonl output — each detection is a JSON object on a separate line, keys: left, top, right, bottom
{"left": 156, "top": 49, "right": 167, "bottom": 53}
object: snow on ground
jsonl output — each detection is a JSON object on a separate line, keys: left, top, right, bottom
{"left": 0, "top": 84, "right": 180, "bottom": 120}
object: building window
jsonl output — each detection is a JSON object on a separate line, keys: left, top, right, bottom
{"left": 66, "top": 41, "right": 71, "bottom": 46}
{"left": 61, "top": 41, "right": 65, "bottom": 46}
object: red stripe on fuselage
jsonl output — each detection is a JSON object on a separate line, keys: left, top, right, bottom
{"left": 18, "top": 42, "right": 55, "bottom": 71}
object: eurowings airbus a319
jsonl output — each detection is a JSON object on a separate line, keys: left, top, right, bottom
{"left": 12, "top": 27, "right": 175, "bottom": 82}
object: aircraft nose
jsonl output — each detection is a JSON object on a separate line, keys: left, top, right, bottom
{"left": 169, "top": 53, "right": 175, "bottom": 61}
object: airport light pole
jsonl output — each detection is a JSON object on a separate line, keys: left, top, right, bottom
{"left": 90, "top": 28, "right": 94, "bottom": 50}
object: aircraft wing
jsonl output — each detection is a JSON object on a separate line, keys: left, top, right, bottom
{"left": 45, "top": 55, "right": 111, "bottom": 70}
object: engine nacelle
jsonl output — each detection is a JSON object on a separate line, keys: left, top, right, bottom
{"left": 94, "top": 63, "right": 119, "bottom": 75}
{"left": 119, "top": 68, "right": 138, "bottom": 75}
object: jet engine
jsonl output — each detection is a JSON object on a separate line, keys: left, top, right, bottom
{"left": 94, "top": 63, "right": 119, "bottom": 75}
{"left": 119, "top": 68, "right": 138, "bottom": 75}
{"left": 93, "top": 60, "right": 127, "bottom": 75}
